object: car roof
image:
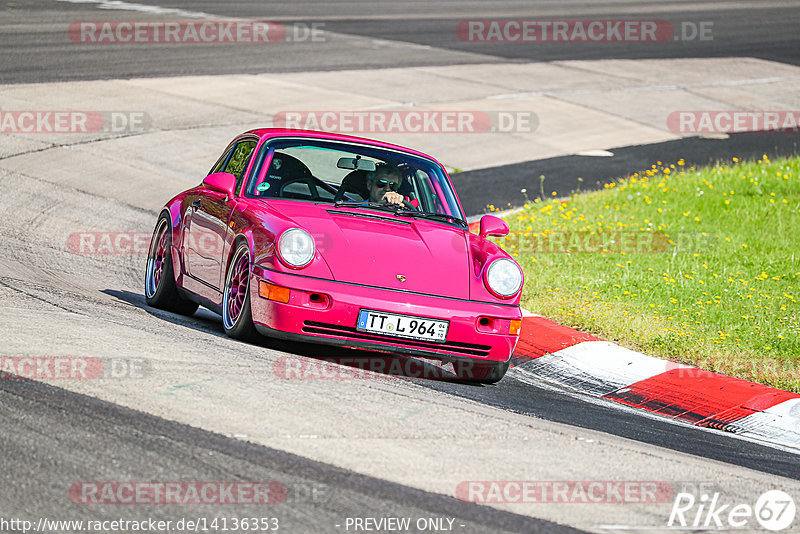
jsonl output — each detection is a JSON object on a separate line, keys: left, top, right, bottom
{"left": 245, "top": 128, "right": 440, "bottom": 164}
{"left": 242, "top": 128, "right": 465, "bottom": 217}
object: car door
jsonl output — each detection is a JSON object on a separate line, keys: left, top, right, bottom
{"left": 183, "top": 138, "right": 257, "bottom": 291}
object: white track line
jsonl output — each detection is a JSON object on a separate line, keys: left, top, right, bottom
{"left": 56, "top": 0, "right": 213, "bottom": 18}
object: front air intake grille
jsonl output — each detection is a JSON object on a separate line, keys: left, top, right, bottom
{"left": 302, "top": 321, "right": 492, "bottom": 357}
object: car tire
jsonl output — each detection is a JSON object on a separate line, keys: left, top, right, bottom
{"left": 222, "top": 241, "right": 259, "bottom": 341}
{"left": 453, "top": 360, "right": 509, "bottom": 384}
{"left": 145, "top": 214, "right": 199, "bottom": 316}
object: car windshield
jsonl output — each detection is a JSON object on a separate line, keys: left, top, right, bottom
{"left": 244, "top": 138, "right": 465, "bottom": 223}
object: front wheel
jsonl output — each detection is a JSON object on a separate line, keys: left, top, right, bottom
{"left": 222, "top": 241, "right": 258, "bottom": 341}
{"left": 145, "top": 215, "right": 199, "bottom": 316}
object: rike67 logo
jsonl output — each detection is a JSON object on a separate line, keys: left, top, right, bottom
{"left": 668, "top": 490, "right": 796, "bottom": 531}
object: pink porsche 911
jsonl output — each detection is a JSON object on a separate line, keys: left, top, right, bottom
{"left": 145, "top": 129, "right": 523, "bottom": 383}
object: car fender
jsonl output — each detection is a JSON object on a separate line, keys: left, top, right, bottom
{"left": 226, "top": 200, "right": 335, "bottom": 281}
{"left": 160, "top": 190, "right": 199, "bottom": 276}
{"left": 466, "top": 231, "right": 524, "bottom": 305}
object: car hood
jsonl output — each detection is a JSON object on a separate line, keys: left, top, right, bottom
{"left": 274, "top": 203, "right": 471, "bottom": 299}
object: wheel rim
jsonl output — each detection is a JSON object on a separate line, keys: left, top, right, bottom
{"left": 223, "top": 246, "right": 250, "bottom": 329}
{"left": 145, "top": 219, "right": 169, "bottom": 298}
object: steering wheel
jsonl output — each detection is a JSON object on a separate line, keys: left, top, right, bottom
{"left": 279, "top": 177, "right": 320, "bottom": 200}
{"left": 400, "top": 198, "right": 417, "bottom": 210}
{"left": 378, "top": 197, "right": 418, "bottom": 210}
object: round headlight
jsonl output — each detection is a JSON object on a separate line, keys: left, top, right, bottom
{"left": 485, "top": 258, "right": 523, "bottom": 298}
{"left": 278, "top": 228, "right": 315, "bottom": 268}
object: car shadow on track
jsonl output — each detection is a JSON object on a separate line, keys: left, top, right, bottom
{"left": 102, "top": 289, "right": 488, "bottom": 386}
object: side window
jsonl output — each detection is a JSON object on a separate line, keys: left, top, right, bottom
{"left": 209, "top": 145, "right": 234, "bottom": 175}
{"left": 224, "top": 140, "right": 257, "bottom": 191}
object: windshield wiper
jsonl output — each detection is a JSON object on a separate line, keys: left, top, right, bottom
{"left": 395, "top": 209, "right": 468, "bottom": 228}
{"left": 333, "top": 200, "right": 401, "bottom": 213}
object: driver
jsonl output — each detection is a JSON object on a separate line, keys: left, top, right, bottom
{"left": 366, "top": 164, "right": 404, "bottom": 205}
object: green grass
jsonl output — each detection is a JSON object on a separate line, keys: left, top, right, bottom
{"left": 495, "top": 155, "right": 800, "bottom": 392}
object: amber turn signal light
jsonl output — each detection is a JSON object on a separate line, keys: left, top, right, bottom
{"left": 258, "top": 280, "right": 291, "bottom": 303}
{"left": 509, "top": 319, "right": 522, "bottom": 336}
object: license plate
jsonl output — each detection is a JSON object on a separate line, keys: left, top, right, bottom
{"left": 356, "top": 309, "right": 449, "bottom": 343}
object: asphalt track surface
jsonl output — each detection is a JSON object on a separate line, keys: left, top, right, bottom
{"left": 2, "top": 1, "right": 800, "bottom": 533}
{"left": 105, "top": 288, "right": 800, "bottom": 481}
{"left": 3, "top": 0, "right": 800, "bottom": 83}
{"left": 0, "top": 377, "right": 575, "bottom": 533}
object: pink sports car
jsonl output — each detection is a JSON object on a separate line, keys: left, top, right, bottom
{"left": 145, "top": 129, "right": 523, "bottom": 383}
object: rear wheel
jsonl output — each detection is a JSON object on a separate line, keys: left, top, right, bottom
{"left": 222, "top": 241, "right": 258, "bottom": 341}
{"left": 453, "top": 360, "right": 509, "bottom": 384}
{"left": 145, "top": 215, "right": 199, "bottom": 316}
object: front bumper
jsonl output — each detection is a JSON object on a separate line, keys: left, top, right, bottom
{"left": 250, "top": 265, "right": 521, "bottom": 363}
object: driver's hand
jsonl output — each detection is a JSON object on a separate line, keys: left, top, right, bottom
{"left": 382, "top": 191, "right": 404, "bottom": 205}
